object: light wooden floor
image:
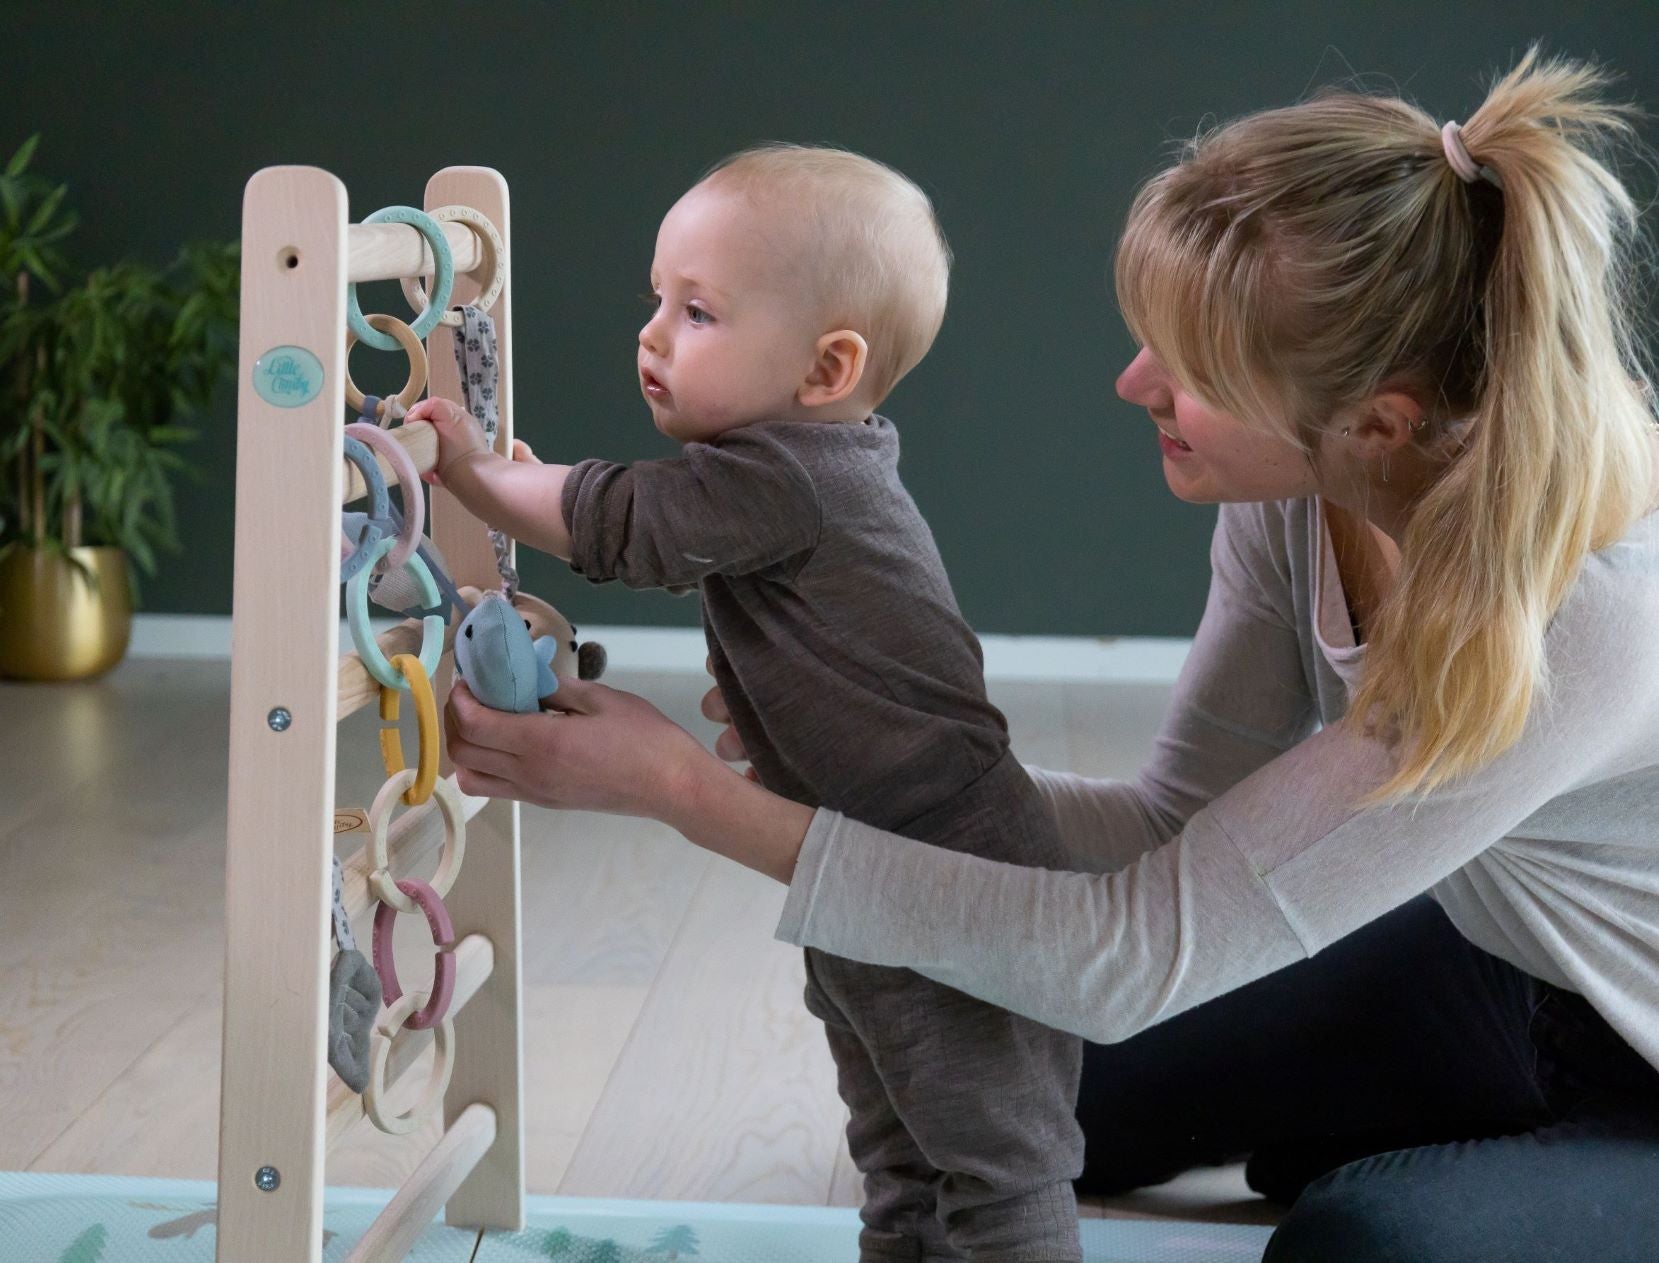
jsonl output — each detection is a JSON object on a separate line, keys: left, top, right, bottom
{"left": 0, "top": 657, "right": 1276, "bottom": 1226}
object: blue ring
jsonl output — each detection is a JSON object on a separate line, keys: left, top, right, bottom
{"left": 340, "top": 435, "right": 391, "bottom": 582}
{"left": 347, "top": 206, "right": 455, "bottom": 350}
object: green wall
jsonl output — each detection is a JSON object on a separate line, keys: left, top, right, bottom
{"left": 7, "top": 3, "right": 1655, "bottom": 635}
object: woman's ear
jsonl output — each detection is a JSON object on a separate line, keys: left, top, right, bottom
{"left": 797, "top": 329, "right": 869, "bottom": 409}
{"left": 1370, "top": 390, "right": 1426, "bottom": 446}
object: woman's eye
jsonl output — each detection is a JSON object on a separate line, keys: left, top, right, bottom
{"left": 686, "top": 305, "right": 713, "bottom": 326}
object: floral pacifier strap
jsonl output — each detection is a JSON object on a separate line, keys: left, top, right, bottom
{"left": 453, "top": 306, "right": 518, "bottom": 599}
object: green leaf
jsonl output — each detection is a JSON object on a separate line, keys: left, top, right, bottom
{"left": 4, "top": 133, "right": 40, "bottom": 179}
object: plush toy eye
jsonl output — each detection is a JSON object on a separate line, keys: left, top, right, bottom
{"left": 524, "top": 619, "right": 532, "bottom": 631}
{"left": 570, "top": 625, "right": 579, "bottom": 636}
{"left": 569, "top": 640, "right": 578, "bottom": 652}
{"left": 464, "top": 625, "right": 474, "bottom": 639}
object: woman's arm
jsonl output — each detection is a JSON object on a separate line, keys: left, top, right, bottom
{"left": 449, "top": 513, "right": 1654, "bottom": 1045}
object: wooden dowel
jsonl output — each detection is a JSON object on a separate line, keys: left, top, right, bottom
{"left": 342, "top": 422, "right": 437, "bottom": 505}
{"left": 342, "top": 1101, "right": 498, "bottom": 1262}
{"left": 347, "top": 220, "right": 485, "bottom": 284}
{"left": 326, "top": 933, "right": 495, "bottom": 1150}
{"left": 338, "top": 774, "right": 490, "bottom": 926}
{"left": 338, "top": 618, "right": 456, "bottom": 721}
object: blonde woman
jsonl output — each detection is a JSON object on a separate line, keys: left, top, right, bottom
{"left": 447, "top": 50, "right": 1659, "bottom": 1260}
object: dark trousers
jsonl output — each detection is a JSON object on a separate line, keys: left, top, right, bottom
{"left": 1074, "top": 897, "right": 1659, "bottom": 1262}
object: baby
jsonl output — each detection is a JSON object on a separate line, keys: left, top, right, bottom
{"left": 411, "top": 145, "right": 1084, "bottom": 1262}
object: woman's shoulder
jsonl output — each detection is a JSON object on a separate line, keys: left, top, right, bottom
{"left": 1212, "top": 496, "right": 1316, "bottom": 585}
{"left": 1550, "top": 505, "right": 1659, "bottom": 651}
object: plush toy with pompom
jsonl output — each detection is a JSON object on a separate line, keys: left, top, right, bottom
{"left": 453, "top": 588, "right": 607, "bottom": 713}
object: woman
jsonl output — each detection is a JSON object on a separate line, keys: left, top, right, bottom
{"left": 447, "top": 50, "right": 1659, "bottom": 1260}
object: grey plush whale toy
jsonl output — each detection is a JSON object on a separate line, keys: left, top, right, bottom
{"left": 453, "top": 589, "right": 607, "bottom": 713}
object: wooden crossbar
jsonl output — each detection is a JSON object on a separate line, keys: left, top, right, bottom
{"left": 342, "top": 1102, "right": 499, "bottom": 1262}
{"left": 347, "top": 221, "right": 487, "bottom": 284}
{"left": 338, "top": 622, "right": 456, "bottom": 721}
{"left": 342, "top": 422, "right": 437, "bottom": 505}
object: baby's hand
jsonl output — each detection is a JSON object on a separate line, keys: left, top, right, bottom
{"left": 406, "top": 397, "right": 491, "bottom": 485}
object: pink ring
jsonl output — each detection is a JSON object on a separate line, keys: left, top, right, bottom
{"left": 344, "top": 421, "right": 424, "bottom": 571}
{"left": 372, "top": 877, "right": 456, "bottom": 1031}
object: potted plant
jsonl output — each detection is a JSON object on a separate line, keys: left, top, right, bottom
{"left": 0, "top": 135, "right": 239, "bottom": 680}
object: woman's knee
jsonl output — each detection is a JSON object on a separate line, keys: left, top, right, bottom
{"left": 1264, "top": 1161, "right": 1482, "bottom": 1263}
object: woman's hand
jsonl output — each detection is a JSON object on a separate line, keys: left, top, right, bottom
{"left": 700, "top": 656, "right": 758, "bottom": 780}
{"left": 446, "top": 673, "right": 814, "bottom": 884}
{"left": 445, "top": 675, "right": 709, "bottom": 819}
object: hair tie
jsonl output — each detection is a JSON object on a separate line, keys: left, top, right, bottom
{"left": 1440, "top": 121, "right": 1502, "bottom": 189}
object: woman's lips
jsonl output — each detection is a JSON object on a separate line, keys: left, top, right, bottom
{"left": 1158, "top": 429, "right": 1193, "bottom": 456}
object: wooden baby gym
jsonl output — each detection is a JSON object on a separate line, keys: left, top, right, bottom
{"left": 222, "top": 164, "right": 527, "bottom": 1261}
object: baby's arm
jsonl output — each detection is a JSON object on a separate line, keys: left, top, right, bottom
{"left": 406, "top": 398, "right": 573, "bottom": 560}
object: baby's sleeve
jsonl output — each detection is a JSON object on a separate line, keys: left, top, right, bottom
{"left": 561, "top": 429, "right": 822, "bottom": 591}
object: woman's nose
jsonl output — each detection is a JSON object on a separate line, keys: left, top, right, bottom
{"left": 1115, "top": 346, "right": 1165, "bottom": 407}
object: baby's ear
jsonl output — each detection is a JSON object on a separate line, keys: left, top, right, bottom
{"left": 798, "top": 329, "right": 868, "bottom": 409}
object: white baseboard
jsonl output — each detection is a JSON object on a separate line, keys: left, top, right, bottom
{"left": 129, "top": 614, "right": 1191, "bottom": 685}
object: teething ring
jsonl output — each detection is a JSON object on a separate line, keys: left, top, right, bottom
{"left": 372, "top": 877, "right": 456, "bottom": 1031}
{"left": 379, "top": 654, "right": 439, "bottom": 806}
{"left": 345, "top": 313, "right": 429, "bottom": 414}
{"left": 349, "top": 205, "right": 455, "bottom": 347}
{"left": 367, "top": 768, "right": 466, "bottom": 914}
{"left": 344, "top": 421, "right": 424, "bottom": 571}
{"left": 347, "top": 536, "right": 443, "bottom": 689}
{"left": 363, "top": 991, "right": 454, "bottom": 1134}
{"left": 340, "top": 436, "right": 391, "bottom": 583}
{"left": 400, "top": 205, "right": 505, "bottom": 327}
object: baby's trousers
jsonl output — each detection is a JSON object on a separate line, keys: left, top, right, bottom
{"left": 806, "top": 947, "right": 1084, "bottom": 1263}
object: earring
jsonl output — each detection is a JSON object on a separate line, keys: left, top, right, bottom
{"left": 1341, "top": 427, "right": 1351, "bottom": 437}
{"left": 1383, "top": 453, "right": 1391, "bottom": 484}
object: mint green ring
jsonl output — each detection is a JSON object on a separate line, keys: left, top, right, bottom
{"left": 348, "top": 535, "right": 444, "bottom": 689}
{"left": 348, "top": 206, "right": 456, "bottom": 350}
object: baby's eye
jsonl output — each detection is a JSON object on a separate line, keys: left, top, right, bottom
{"left": 686, "top": 304, "right": 714, "bottom": 326}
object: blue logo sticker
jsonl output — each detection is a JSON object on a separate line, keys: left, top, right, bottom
{"left": 253, "top": 345, "right": 325, "bottom": 407}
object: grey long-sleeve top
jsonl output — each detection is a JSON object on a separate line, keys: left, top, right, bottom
{"left": 776, "top": 496, "right": 1659, "bottom": 1069}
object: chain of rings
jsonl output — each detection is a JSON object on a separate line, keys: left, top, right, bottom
{"left": 335, "top": 202, "right": 505, "bottom": 1132}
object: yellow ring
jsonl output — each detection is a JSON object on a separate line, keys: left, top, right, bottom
{"left": 344, "top": 312, "right": 429, "bottom": 414}
{"left": 379, "top": 653, "right": 439, "bottom": 805}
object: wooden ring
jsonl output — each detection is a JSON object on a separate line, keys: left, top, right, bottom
{"left": 344, "top": 421, "right": 423, "bottom": 572}
{"left": 367, "top": 768, "right": 466, "bottom": 915}
{"left": 363, "top": 992, "right": 454, "bottom": 1134}
{"left": 400, "top": 205, "right": 505, "bottom": 328}
{"left": 379, "top": 653, "right": 439, "bottom": 806}
{"left": 349, "top": 205, "right": 455, "bottom": 348}
{"left": 346, "top": 536, "right": 444, "bottom": 690}
{"left": 344, "top": 313, "right": 428, "bottom": 413}
{"left": 371, "top": 877, "right": 457, "bottom": 1031}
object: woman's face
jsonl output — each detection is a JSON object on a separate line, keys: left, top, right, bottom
{"left": 1115, "top": 347, "right": 1322, "bottom": 504}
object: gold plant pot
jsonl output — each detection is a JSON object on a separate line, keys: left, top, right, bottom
{"left": 0, "top": 546, "right": 133, "bottom": 681}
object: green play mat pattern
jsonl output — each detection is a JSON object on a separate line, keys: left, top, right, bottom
{"left": 0, "top": 1172, "right": 1272, "bottom": 1261}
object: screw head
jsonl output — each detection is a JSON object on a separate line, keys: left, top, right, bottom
{"left": 254, "top": 1165, "right": 281, "bottom": 1192}
{"left": 267, "top": 707, "right": 293, "bottom": 732}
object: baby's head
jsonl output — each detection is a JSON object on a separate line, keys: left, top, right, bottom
{"left": 638, "top": 144, "right": 951, "bottom": 442}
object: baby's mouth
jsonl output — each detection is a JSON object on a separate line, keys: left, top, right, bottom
{"left": 641, "top": 369, "right": 670, "bottom": 401}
